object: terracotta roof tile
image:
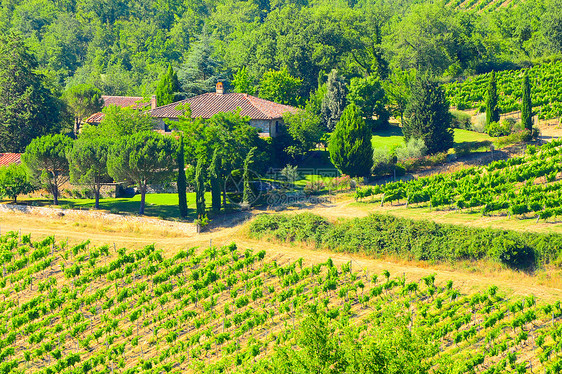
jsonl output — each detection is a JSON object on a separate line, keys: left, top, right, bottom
{"left": 85, "top": 112, "right": 105, "bottom": 124}
{"left": 85, "top": 96, "right": 150, "bottom": 124}
{"left": 150, "top": 93, "right": 299, "bottom": 120}
{"left": 0, "top": 153, "right": 21, "bottom": 167}
{"left": 101, "top": 96, "right": 148, "bottom": 109}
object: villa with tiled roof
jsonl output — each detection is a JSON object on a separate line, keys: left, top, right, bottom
{"left": 150, "top": 83, "right": 299, "bottom": 137}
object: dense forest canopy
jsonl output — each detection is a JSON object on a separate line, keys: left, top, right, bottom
{"left": 1, "top": 0, "right": 560, "bottom": 100}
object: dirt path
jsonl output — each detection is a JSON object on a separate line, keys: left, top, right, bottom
{"left": 2, "top": 210, "right": 561, "bottom": 303}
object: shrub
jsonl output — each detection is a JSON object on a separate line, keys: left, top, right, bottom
{"left": 454, "top": 141, "right": 492, "bottom": 157}
{"left": 304, "top": 180, "right": 325, "bottom": 195}
{"left": 486, "top": 121, "right": 511, "bottom": 137}
{"left": 450, "top": 110, "right": 472, "bottom": 130}
{"left": 395, "top": 138, "right": 427, "bottom": 162}
{"left": 426, "top": 152, "right": 448, "bottom": 166}
{"left": 488, "top": 236, "right": 535, "bottom": 269}
{"left": 371, "top": 148, "right": 393, "bottom": 175}
{"left": 472, "top": 114, "right": 487, "bottom": 133}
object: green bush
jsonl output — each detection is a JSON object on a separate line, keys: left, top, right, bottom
{"left": 489, "top": 235, "right": 535, "bottom": 269}
{"left": 450, "top": 110, "right": 472, "bottom": 130}
{"left": 486, "top": 121, "right": 511, "bottom": 137}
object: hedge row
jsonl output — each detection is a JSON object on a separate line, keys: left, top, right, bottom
{"left": 249, "top": 213, "right": 562, "bottom": 269}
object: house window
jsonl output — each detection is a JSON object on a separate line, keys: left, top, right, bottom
{"left": 275, "top": 121, "right": 279, "bottom": 133}
{"left": 164, "top": 122, "right": 171, "bottom": 133}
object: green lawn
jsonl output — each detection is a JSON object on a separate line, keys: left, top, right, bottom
{"left": 371, "top": 126, "right": 493, "bottom": 150}
{"left": 10, "top": 193, "right": 215, "bottom": 221}
{"left": 453, "top": 129, "right": 493, "bottom": 144}
{"left": 371, "top": 126, "right": 405, "bottom": 149}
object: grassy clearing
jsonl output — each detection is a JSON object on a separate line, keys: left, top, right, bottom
{"left": 371, "top": 126, "right": 494, "bottom": 150}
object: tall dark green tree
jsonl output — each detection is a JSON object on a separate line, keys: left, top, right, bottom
{"left": 195, "top": 156, "right": 206, "bottom": 219}
{"left": 22, "top": 134, "right": 73, "bottom": 205}
{"left": 242, "top": 147, "right": 257, "bottom": 206}
{"left": 209, "top": 148, "right": 222, "bottom": 214}
{"left": 402, "top": 77, "right": 453, "bottom": 154}
{"left": 486, "top": 71, "right": 500, "bottom": 125}
{"left": 177, "top": 134, "right": 188, "bottom": 219}
{"left": 328, "top": 103, "right": 373, "bottom": 177}
{"left": 521, "top": 73, "right": 533, "bottom": 132}
{"left": 178, "top": 33, "right": 223, "bottom": 98}
{"left": 155, "top": 64, "right": 179, "bottom": 106}
{"left": 0, "top": 32, "right": 66, "bottom": 152}
{"left": 321, "top": 69, "right": 347, "bottom": 131}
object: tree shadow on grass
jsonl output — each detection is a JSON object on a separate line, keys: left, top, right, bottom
{"left": 375, "top": 125, "right": 403, "bottom": 137}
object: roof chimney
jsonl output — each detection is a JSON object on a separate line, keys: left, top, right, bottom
{"left": 151, "top": 95, "right": 157, "bottom": 109}
{"left": 216, "top": 82, "right": 224, "bottom": 95}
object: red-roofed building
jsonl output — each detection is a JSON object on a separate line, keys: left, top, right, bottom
{"left": 0, "top": 153, "right": 21, "bottom": 167}
{"left": 85, "top": 95, "right": 153, "bottom": 125}
{"left": 150, "top": 83, "right": 299, "bottom": 137}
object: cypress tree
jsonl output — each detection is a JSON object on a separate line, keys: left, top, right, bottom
{"left": 486, "top": 71, "right": 500, "bottom": 125}
{"left": 242, "top": 147, "right": 257, "bottom": 206}
{"left": 209, "top": 148, "right": 222, "bottom": 214}
{"left": 177, "top": 135, "right": 188, "bottom": 218}
{"left": 402, "top": 76, "right": 453, "bottom": 154}
{"left": 195, "top": 156, "right": 206, "bottom": 219}
{"left": 328, "top": 103, "right": 373, "bottom": 177}
{"left": 521, "top": 73, "right": 533, "bottom": 131}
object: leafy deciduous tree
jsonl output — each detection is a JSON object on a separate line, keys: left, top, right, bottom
{"left": 259, "top": 68, "right": 302, "bottom": 107}
{"left": 347, "top": 75, "right": 390, "bottom": 131}
{"left": 384, "top": 69, "right": 416, "bottom": 123}
{"left": 232, "top": 66, "right": 255, "bottom": 95}
{"left": 0, "top": 164, "right": 35, "bottom": 203}
{"left": 282, "top": 108, "right": 323, "bottom": 161}
{"left": 81, "top": 106, "right": 154, "bottom": 139}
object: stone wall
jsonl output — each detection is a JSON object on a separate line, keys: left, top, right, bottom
{"left": 0, "top": 204, "right": 198, "bottom": 235}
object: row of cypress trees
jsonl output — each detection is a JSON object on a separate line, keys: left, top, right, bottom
{"left": 486, "top": 71, "right": 533, "bottom": 131}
